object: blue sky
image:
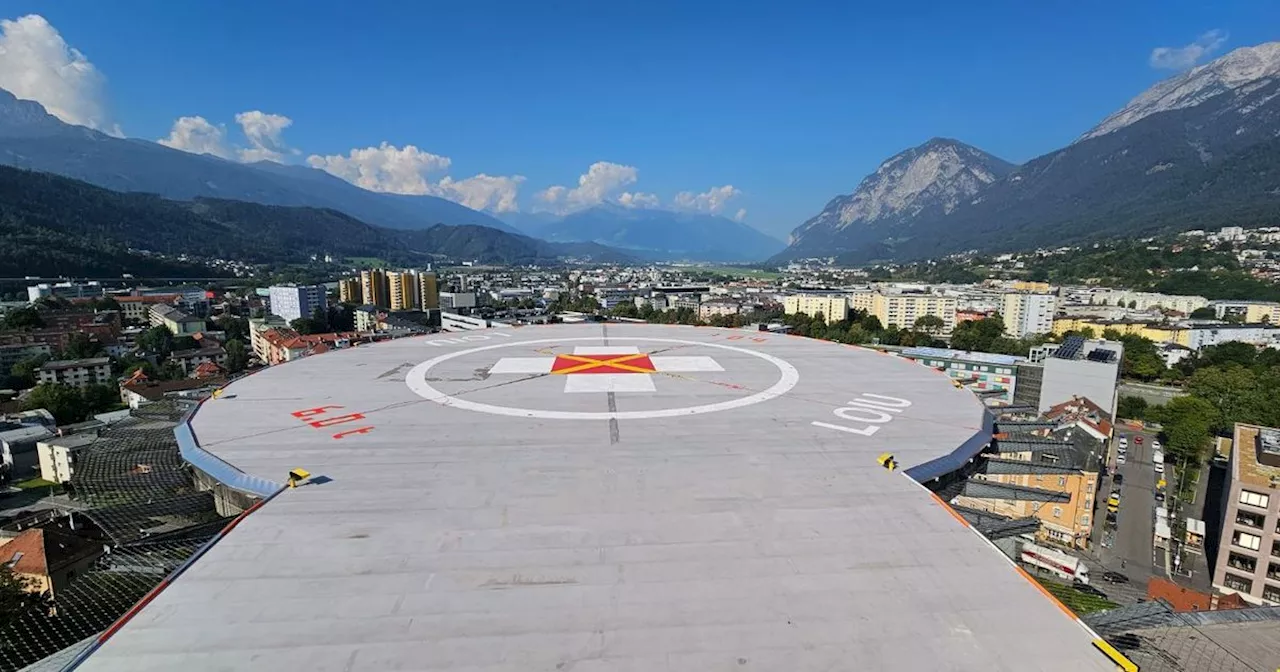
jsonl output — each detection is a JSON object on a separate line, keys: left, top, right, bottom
{"left": 1, "top": 1, "right": 1278, "bottom": 238}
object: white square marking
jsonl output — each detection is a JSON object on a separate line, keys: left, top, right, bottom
{"left": 572, "top": 346, "right": 641, "bottom": 355}
{"left": 488, "top": 358, "right": 554, "bottom": 374}
{"left": 650, "top": 356, "right": 724, "bottom": 372}
{"left": 563, "top": 374, "right": 656, "bottom": 393}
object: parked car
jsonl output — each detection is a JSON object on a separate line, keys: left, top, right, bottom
{"left": 1102, "top": 571, "right": 1130, "bottom": 584}
{"left": 1155, "top": 492, "right": 1165, "bottom": 504}
{"left": 1119, "top": 437, "right": 1128, "bottom": 448}
{"left": 1074, "top": 581, "right": 1109, "bottom": 599}
{"left": 1153, "top": 439, "right": 1162, "bottom": 450}
{"left": 1135, "top": 436, "right": 1144, "bottom": 444}
{"left": 1117, "top": 453, "right": 1127, "bottom": 465}
{"left": 1154, "top": 462, "right": 1165, "bottom": 474}
{"left": 1114, "top": 474, "right": 1124, "bottom": 486}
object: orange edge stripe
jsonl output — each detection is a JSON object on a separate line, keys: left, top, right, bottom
{"left": 928, "top": 492, "right": 971, "bottom": 528}
{"left": 1016, "top": 566, "right": 1080, "bottom": 620}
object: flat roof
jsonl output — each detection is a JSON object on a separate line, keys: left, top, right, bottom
{"left": 1233, "top": 424, "right": 1280, "bottom": 488}
{"left": 82, "top": 324, "right": 1112, "bottom": 672}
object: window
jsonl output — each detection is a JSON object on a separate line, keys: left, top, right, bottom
{"left": 1270, "top": 563, "right": 1280, "bottom": 581}
{"left": 1058, "top": 476, "right": 1067, "bottom": 487}
{"left": 1224, "top": 573, "right": 1253, "bottom": 593}
{"left": 1052, "top": 506, "right": 1062, "bottom": 518}
{"left": 1081, "top": 514, "right": 1089, "bottom": 525}
{"left": 1238, "top": 510, "right": 1266, "bottom": 529}
{"left": 1240, "top": 490, "right": 1271, "bottom": 509}
{"left": 1264, "top": 585, "right": 1280, "bottom": 603}
{"left": 1235, "top": 531, "right": 1262, "bottom": 551}
{"left": 1229, "top": 552, "right": 1258, "bottom": 573}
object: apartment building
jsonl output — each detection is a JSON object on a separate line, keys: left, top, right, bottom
{"left": 1001, "top": 292, "right": 1057, "bottom": 338}
{"left": 1090, "top": 290, "right": 1209, "bottom": 315}
{"left": 37, "top": 358, "right": 112, "bottom": 389}
{"left": 169, "top": 345, "right": 228, "bottom": 376}
{"left": 359, "top": 269, "right": 390, "bottom": 309}
{"left": 783, "top": 295, "right": 848, "bottom": 324}
{"left": 1212, "top": 300, "right": 1280, "bottom": 324}
{"left": 117, "top": 294, "right": 183, "bottom": 324}
{"left": 337, "top": 278, "right": 362, "bottom": 305}
{"left": 36, "top": 434, "right": 97, "bottom": 484}
{"left": 1212, "top": 423, "right": 1280, "bottom": 605}
{"left": 267, "top": 284, "right": 326, "bottom": 323}
{"left": 418, "top": 272, "right": 440, "bottom": 310}
{"left": 870, "top": 292, "right": 957, "bottom": 332}
{"left": 249, "top": 315, "right": 290, "bottom": 363}
{"left": 388, "top": 272, "right": 418, "bottom": 311}
{"left": 699, "top": 299, "right": 742, "bottom": 320}
{"left": 148, "top": 304, "right": 205, "bottom": 335}
{"left": 955, "top": 432, "right": 1101, "bottom": 550}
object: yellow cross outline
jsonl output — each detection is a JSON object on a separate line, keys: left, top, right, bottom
{"left": 551, "top": 352, "right": 655, "bottom": 375}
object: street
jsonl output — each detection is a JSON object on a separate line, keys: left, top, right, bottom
{"left": 1092, "top": 427, "right": 1163, "bottom": 603}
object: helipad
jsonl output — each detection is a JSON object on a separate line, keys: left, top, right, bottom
{"left": 82, "top": 324, "right": 1113, "bottom": 671}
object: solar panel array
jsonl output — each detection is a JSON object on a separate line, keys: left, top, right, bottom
{"left": 0, "top": 399, "right": 231, "bottom": 671}
{"left": 1052, "top": 335, "right": 1085, "bottom": 360}
{"left": 1086, "top": 349, "right": 1118, "bottom": 363}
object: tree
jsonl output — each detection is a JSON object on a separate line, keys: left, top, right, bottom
{"left": 214, "top": 315, "right": 250, "bottom": 342}
{"left": 1189, "top": 307, "right": 1216, "bottom": 319}
{"left": 136, "top": 325, "right": 174, "bottom": 358}
{"left": 8, "top": 354, "right": 51, "bottom": 389}
{"left": 859, "top": 314, "right": 884, "bottom": 333}
{"left": 949, "top": 316, "right": 1006, "bottom": 353}
{"left": 1101, "top": 328, "right": 1123, "bottom": 341}
{"left": 1080, "top": 326, "right": 1097, "bottom": 339}
{"left": 1196, "top": 341, "right": 1258, "bottom": 369}
{"left": 61, "top": 332, "right": 105, "bottom": 360}
{"left": 2, "top": 307, "right": 44, "bottom": 330}
{"left": 1118, "top": 335, "right": 1165, "bottom": 381}
{"left": 0, "top": 564, "right": 34, "bottom": 633}
{"left": 81, "top": 384, "right": 121, "bottom": 415}
{"left": 913, "top": 314, "right": 946, "bottom": 335}
{"left": 225, "top": 339, "right": 249, "bottom": 373}
{"left": 290, "top": 317, "right": 319, "bottom": 335}
{"left": 1159, "top": 396, "right": 1220, "bottom": 464}
{"left": 310, "top": 306, "right": 331, "bottom": 332}
{"left": 22, "top": 384, "right": 88, "bottom": 424}
{"left": 1116, "top": 395, "right": 1148, "bottom": 421}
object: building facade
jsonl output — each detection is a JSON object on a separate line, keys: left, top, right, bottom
{"left": 388, "top": 272, "right": 418, "bottom": 312}
{"left": 1211, "top": 424, "right": 1280, "bottom": 605}
{"left": 418, "top": 272, "right": 440, "bottom": 310}
{"left": 1037, "top": 337, "right": 1123, "bottom": 417}
{"left": 898, "top": 347, "right": 1023, "bottom": 404}
{"left": 337, "top": 278, "right": 362, "bottom": 305}
{"left": 359, "top": 269, "right": 390, "bottom": 309}
{"left": 1001, "top": 292, "right": 1057, "bottom": 338}
{"left": 870, "top": 292, "right": 957, "bottom": 333}
{"left": 268, "top": 285, "right": 326, "bottom": 323}
{"left": 783, "top": 295, "right": 848, "bottom": 324}
{"left": 37, "top": 358, "right": 112, "bottom": 389}
{"left": 148, "top": 305, "right": 205, "bottom": 335}
{"left": 1090, "top": 291, "right": 1209, "bottom": 315}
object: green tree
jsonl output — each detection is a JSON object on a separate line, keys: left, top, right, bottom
{"left": 1118, "top": 335, "right": 1165, "bottom": 381}
{"left": 8, "top": 354, "right": 51, "bottom": 389}
{"left": 290, "top": 317, "right": 318, "bottom": 335}
{"left": 81, "top": 384, "right": 121, "bottom": 414}
{"left": 949, "top": 316, "right": 1006, "bottom": 352}
{"left": 0, "top": 564, "right": 34, "bottom": 633}
{"left": 2, "top": 307, "right": 44, "bottom": 330}
{"left": 22, "top": 384, "right": 87, "bottom": 424}
{"left": 1159, "top": 396, "right": 1220, "bottom": 464}
{"left": 136, "top": 325, "right": 174, "bottom": 358}
{"left": 1116, "top": 395, "right": 1148, "bottom": 420}
{"left": 214, "top": 315, "right": 250, "bottom": 341}
{"left": 1189, "top": 307, "right": 1216, "bottom": 319}
{"left": 859, "top": 314, "right": 884, "bottom": 333}
{"left": 913, "top": 314, "right": 946, "bottom": 335}
{"left": 224, "top": 339, "right": 249, "bottom": 373}
{"left": 61, "top": 332, "right": 105, "bottom": 360}
{"left": 1101, "top": 328, "right": 1123, "bottom": 341}
{"left": 1187, "top": 365, "right": 1265, "bottom": 430}
{"left": 609, "top": 302, "right": 640, "bottom": 319}
{"left": 1196, "top": 341, "right": 1258, "bottom": 369}
{"left": 1080, "top": 326, "right": 1097, "bottom": 339}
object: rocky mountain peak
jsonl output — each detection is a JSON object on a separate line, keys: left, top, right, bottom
{"left": 788, "top": 138, "right": 1013, "bottom": 248}
{"left": 1080, "top": 41, "right": 1280, "bottom": 141}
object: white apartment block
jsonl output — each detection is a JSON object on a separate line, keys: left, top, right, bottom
{"left": 268, "top": 284, "right": 326, "bottom": 323}
{"left": 1088, "top": 290, "right": 1208, "bottom": 315}
{"left": 871, "top": 292, "right": 957, "bottom": 333}
{"left": 783, "top": 295, "right": 848, "bottom": 324}
{"left": 1001, "top": 292, "right": 1057, "bottom": 338}
{"left": 37, "top": 358, "right": 112, "bottom": 389}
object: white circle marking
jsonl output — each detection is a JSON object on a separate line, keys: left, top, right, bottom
{"left": 405, "top": 337, "right": 799, "bottom": 420}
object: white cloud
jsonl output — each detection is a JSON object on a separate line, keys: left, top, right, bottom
{"left": 733, "top": 208, "right": 747, "bottom": 222}
{"left": 235, "top": 110, "right": 293, "bottom": 163}
{"left": 307, "top": 142, "right": 452, "bottom": 194}
{"left": 536, "top": 161, "right": 638, "bottom": 212}
{"left": 1150, "top": 30, "right": 1228, "bottom": 70}
{"left": 434, "top": 174, "right": 526, "bottom": 213}
{"left": 673, "top": 184, "right": 741, "bottom": 215}
{"left": 618, "top": 191, "right": 660, "bottom": 208}
{"left": 0, "top": 14, "right": 120, "bottom": 135}
{"left": 158, "top": 116, "right": 230, "bottom": 158}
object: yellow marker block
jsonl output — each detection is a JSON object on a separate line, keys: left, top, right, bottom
{"left": 876, "top": 453, "right": 897, "bottom": 471}
{"left": 288, "top": 468, "right": 311, "bottom": 488}
{"left": 1092, "top": 639, "right": 1138, "bottom": 672}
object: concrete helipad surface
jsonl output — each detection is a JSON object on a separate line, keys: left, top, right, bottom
{"left": 83, "top": 324, "right": 1113, "bottom": 671}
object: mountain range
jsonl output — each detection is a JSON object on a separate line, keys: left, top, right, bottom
{"left": 505, "top": 204, "right": 785, "bottom": 262}
{"left": 776, "top": 41, "right": 1280, "bottom": 263}
{"left": 0, "top": 165, "right": 635, "bottom": 277}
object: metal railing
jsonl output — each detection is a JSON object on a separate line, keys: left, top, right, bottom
{"left": 174, "top": 401, "right": 281, "bottom": 498}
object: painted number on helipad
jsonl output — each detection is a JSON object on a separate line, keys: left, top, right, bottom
{"left": 291, "top": 405, "right": 375, "bottom": 439}
{"left": 812, "top": 394, "right": 912, "bottom": 437}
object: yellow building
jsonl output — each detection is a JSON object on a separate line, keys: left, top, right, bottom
{"left": 1216, "top": 301, "right": 1280, "bottom": 323}
{"left": 388, "top": 271, "right": 418, "bottom": 311}
{"left": 848, "top": 291, "right": 875, "bottom": 314}
{"left": 783, "top": 295, "right": 848, "bottom": 323}
{"left": 1051, "top": 317, "right": 1190, "bottom": 346}
{"left": 359, "top": 269, "right": 389, "bottom": 308}
{"left": 337, "top": 278, "right": 362, "bottom": 305}
{"left": 956, "top": 460, "right": 1099, "bottom": 549}
{"left": 870, "top": 292, "right": 957, "bottom": 332}
{"left": 1011, "top": 280, "right": 1051, "bottom": 293}
{"left": 417, "top": 272, "right": 440, "bottom": 310}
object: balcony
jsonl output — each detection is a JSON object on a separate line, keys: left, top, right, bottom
{"left": 1270, "top": 564, "right": 1280, "bottom": 582}
{"left": 1236, "top": 511, "right": 1266, "bottom": 529}
{"left": 1224, "top": 573, "right": 1254, "bottom": 593}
